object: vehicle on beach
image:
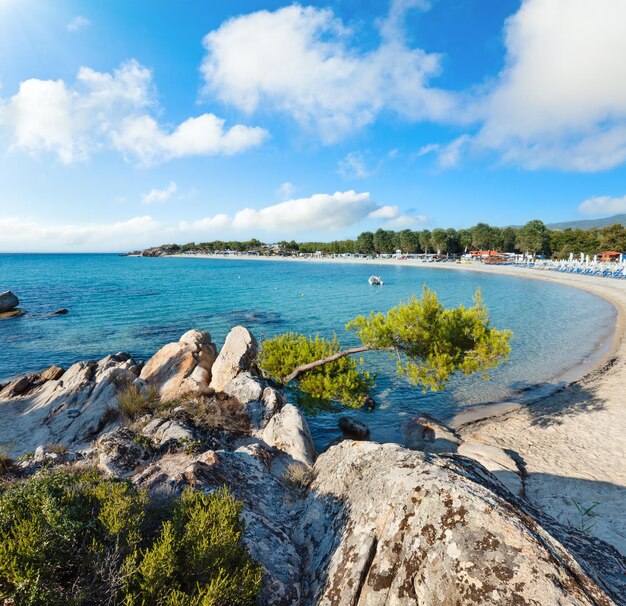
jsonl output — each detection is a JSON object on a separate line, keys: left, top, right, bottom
{"left": 368, "top": 275, "right": 384, "bottom": 286}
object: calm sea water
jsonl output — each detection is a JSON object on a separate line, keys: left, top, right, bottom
{"left": 0, "top": 254, "right": 616, "bottom": 448}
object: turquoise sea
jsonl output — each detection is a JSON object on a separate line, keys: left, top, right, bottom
{"left": 0, "top": 254, "right": 616, "bottom": 448}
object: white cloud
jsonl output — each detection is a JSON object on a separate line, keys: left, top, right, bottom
{"left": 111, "top": 114, "right": 268, "bottom": 166}
{"left": 0, "top": 216, "right": 162, "bottom": 252}
{"left": 578, "top": 195, "right": 626, "bottom": 216}
{"left": 277, "top": 182, "right": 295, "bottom": 199}
{"left": 368, "top": 204, "right": 427, "bottom": 227}
{"left": 228, "top": 190, "right": 377, "bottom": 232}
{"left": 67, "top": 16, "right": 90, "bottom": 32}
{"left": 0, "top": 60, "right": 267, "bottom": 165}
{"left": 368, "top": 205, "right": 399, "bottom": 219}
{"left": 472, "top": 0, "right": 626, "bottom": 171}
{"left": 201, "top": 3, "right": 457, "bottom": 142}
{"left": 142, "top": 181, "right": 177, "bottom": 204}
{"left": 1, "top": 190, "right": 429, "bottom": 251}
{"left": 338, "top": 152, "right": 371, "bottom": 179}
{"left": 384, "top": 214, "right": 428, "bottom": 228}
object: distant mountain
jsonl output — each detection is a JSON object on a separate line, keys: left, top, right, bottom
{"left": 547, "top": 214, "right": 626, "bottom": 231}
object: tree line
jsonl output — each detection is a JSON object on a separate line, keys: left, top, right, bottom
{"left": 153, "top": 221, "right": 626, "bottom": 258}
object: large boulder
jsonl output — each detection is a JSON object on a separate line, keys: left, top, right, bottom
{"left": 140, "top": 329, "right": 217, "bottom": 400}
{"left": 261, "top": 403, "right": 315, "bottom": 467}
{"left": 209, "top": 326, "right": 258, "bottom": 392}
{"left": 297, "top": 441, "right": 624, "bottom": 606}
{"left": 0, "top": 290, "right": 18, "bottom": 313}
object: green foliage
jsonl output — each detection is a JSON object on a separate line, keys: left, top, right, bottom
{"left": 516, "top": 219, "right": 551, "bottom": 255}
{"left": 123, "top": 488, "right": 262, "bottom": 606}
{"left": 259, "top": 288, "right": 511, "bottom": 407}
{"left": 347, "top": 288, "right": 511, "bottom": 392}
{"left": 572, "top": 500, "right": 601, "bottom": 534}
{"left": 258, "top": 333, "right": 375, "bottom": 408}
{"left": 0, "top": 470, "right": 261, "bottom": 606}
{"left": 148, "top": 220, "right": 626, "bottom": 260}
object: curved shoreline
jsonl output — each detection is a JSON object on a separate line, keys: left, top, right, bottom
{"left": 172, "top": 252, "right": 624, "bottom": 410}
{"left": 170, "top": 253, "right": 626, "bottom": 553}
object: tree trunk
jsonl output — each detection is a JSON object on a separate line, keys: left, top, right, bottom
{"left": 283, "top": 345, "right": 372, "bottom": 383}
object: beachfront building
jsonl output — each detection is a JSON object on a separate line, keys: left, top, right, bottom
{"left": 600, "top": 251, "right": 622, "bottom": 262}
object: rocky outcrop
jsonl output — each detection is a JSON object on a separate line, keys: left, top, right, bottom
{"left": 0, "top": 353, "right": 138, "bottom": 457}
{"left": 140, "top": 329, "right": 217, "bottom": 399}
{"left": 1, "top": 328, "right": 623, "bottom": 606}
{"left": 0, "top": 290, "right": 19, "bottom": 313}
{"left": 209, "top": 326, "right": 258, "bottom": 392}
{"left": 298, "top": 441, "right": 624, "bottom": 606}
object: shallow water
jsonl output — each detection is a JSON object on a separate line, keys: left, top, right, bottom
{"left": 0, "top": 254, "right": 616, "bottom": 449}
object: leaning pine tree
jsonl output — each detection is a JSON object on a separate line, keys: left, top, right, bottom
{"left": 258, "top": 287, "right": 512, "bottom": 408}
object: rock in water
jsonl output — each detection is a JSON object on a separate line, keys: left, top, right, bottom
{"left": 209, "top": 326, "right": 258, "bottom": 392}
{"left": 297, "top": 441, "right": 624, "bottom": 605}
{"left": 0, "top": 309, "right": 25, "bottom": 320}
{"left": 0, "top": 291, "right": 19, "bottom": 313}
{"left": 338, "top": 416, "right": 370, "bottom": 440}
{"left": 140, "top": 329, "right": 217, "bottom": 399}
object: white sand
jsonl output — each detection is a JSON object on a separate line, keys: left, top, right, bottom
{"left": 175, "top": 253, "right": 626, "bottom": 553}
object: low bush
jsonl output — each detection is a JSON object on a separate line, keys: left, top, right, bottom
{"left": 282, "top": 463, "right": 313, "bottom": 491}
{"left": 0, "top": 448, "right": 15, "bottom": 477}
{"left": 118, "top": 384, "right": 161, "bottom": 421}
{"left": 181, "top": 393, "right": 252, "bottom": 434}
{"left": 0, "top": 469, "right": 262, "bottom": 605}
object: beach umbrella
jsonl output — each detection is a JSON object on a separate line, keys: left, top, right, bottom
{"left": 568, "top": 252, "right": 574, "bottom": 262}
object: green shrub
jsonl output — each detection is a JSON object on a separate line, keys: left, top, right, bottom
{"left": 118, "top": 384, "right": 161, "bottom": 421}
{"left": 259, "top": 333, "right": 375, "bottom": 408}
{"left": 0, "top": 469, "right": 262, "bottom": 606}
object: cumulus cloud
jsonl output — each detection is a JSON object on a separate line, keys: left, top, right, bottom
{"left": 67, "top": 16, "right": 90, "bottom": 32}
{"left": 201, "top": 2, "right": 457, "bottom": 142}
{"left": 578, "top": 195, "right": 626, "bottom": 216}
{"left": 0, "top": 216, "right": 162, "bottom": 252}
{"left": 0, "top": 60, "right": 267, "bottom": 165}
{"left": 186, "top": 190, "right": 378, "bottom": 234}
{"left": 368, "top": 205, "right": 399, "bottom": 219}
{"left": 142, "top": 181, "right": 177, "bottom": 204}
{"left": 1, "top": 190, "right": 428, "bottom": 251}
{"left": 368, "top": 204, "right": 427, "bottom": 227}
{"left": 471, "top": 0, "right": 626, "bottom": 171}
{"left": 111, "top": 114, "right": 268, "bottom": 166}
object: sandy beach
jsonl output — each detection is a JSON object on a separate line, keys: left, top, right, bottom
{"left": 175, "top": 253, "right": 626, "bottom": 554}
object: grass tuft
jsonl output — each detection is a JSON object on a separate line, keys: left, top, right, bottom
{"left": 282, "top": 463, "right": 313, "bottom": 491}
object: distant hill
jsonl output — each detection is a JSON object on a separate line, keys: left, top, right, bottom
{"left": 547, "top": 214, "right": 626, "bottom": 231}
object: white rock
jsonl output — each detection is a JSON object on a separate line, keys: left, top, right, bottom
{"left": 261, "top": 403, "right": 316, "bottom": 467}
{"left": 209, "top": 326, "right": 258, "bottom": 392}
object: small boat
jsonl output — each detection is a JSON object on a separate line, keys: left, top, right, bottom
{"left": 368, "top": 275, "right": 383, "bottom": 286}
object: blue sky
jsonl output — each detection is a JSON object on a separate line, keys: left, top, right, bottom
{"left": 1, "top": 0, "right": 626, "bottom": 251}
